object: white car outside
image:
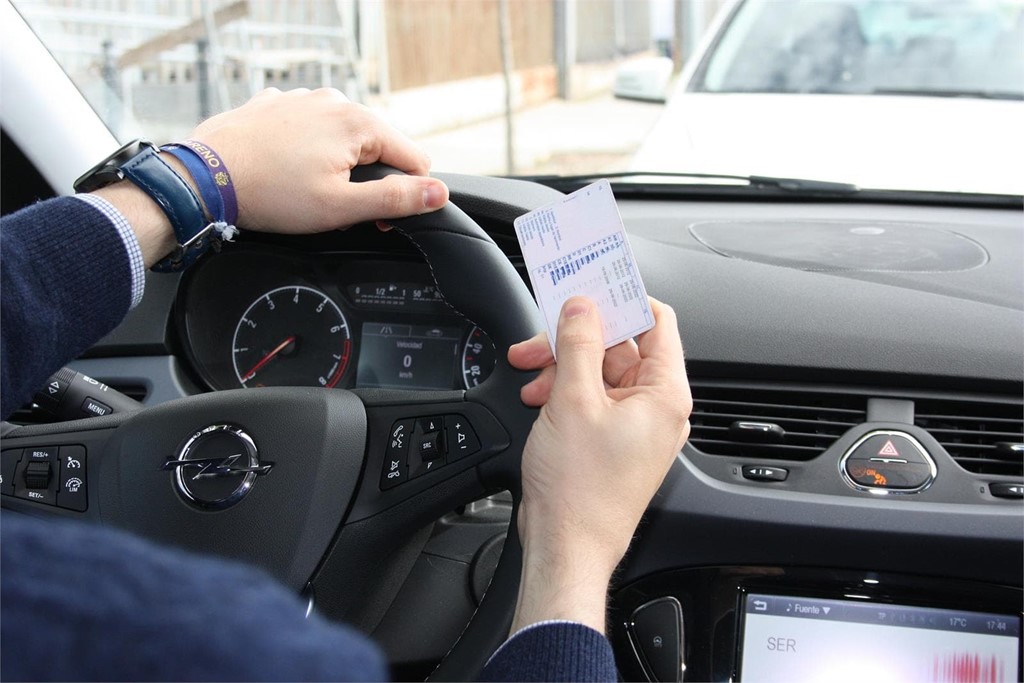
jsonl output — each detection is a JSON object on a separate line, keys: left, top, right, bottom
{"left": 631, "top": 0, "right": 1024, "bottom": 195}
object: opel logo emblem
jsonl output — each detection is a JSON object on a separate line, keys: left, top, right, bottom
{"left": 161, "top": 424, "right": 272, "bottom": 510}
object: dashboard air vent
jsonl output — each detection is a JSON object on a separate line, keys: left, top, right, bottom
{"left": 688, "top": 382, "right": 867, "bottom": 460}
{"left": 914, "top": 397, "right": 1023, "bottom": 476}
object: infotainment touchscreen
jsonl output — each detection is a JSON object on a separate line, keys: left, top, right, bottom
{"left": 739, "top": 593, "right": 1021, "bottom": 682}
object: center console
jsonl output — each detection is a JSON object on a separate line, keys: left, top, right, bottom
{"left": 610, "top": 567, "right": 1022, "bottom": 682}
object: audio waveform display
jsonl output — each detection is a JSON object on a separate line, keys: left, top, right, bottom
{"left": 932, "top": 653, "right": 1006, "bottom": 683}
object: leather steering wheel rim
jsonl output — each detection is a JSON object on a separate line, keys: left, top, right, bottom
{"left": 350, "top": 164, "right": 544, "bottom": 680}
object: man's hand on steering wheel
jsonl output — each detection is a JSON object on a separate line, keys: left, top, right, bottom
{"left": 91, "top": 87, "right": 450, "bottom": 267}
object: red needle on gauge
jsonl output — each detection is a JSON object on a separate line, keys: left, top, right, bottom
{"left": 241, "top": 335, "right": 296, "bottom": 382}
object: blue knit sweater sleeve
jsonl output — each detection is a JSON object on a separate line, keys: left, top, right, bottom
{"left": 481, "top": 621, "right": 619, "bottom": 682}
{"left": 0, "top": 514, "right": 388, "bottom": 682}
{"left": 0, "top": 197, "right": 134, "bottom": 418}
{"left": 1, "top": 514, "right": 617, "bottom": 682}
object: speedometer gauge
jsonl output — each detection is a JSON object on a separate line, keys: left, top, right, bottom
{"left": 232, "top": 286, "right": 352, "bottom": 388}
{"left": 461, "top": 326, "right": 496, "bottom": 389}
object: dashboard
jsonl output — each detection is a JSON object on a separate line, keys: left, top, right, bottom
{"left": 5, "top": 170, "right": 1023, "bottom": 682}
{"left": 161, "top": 187, "right": 1020, "bottom": 680}
{"left": 179, "top": 247, "right": 496, "bottom": 393}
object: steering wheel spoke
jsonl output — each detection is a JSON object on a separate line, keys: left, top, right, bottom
{"left": 347, "top": 390, "right": 511, "bottom": 523}
{"left": 0, "top": 414, "right": 126, "bottom": 521}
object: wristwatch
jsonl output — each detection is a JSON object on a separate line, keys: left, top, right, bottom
{"left": 74, "top": 139, "right": 219, "bottom": 272}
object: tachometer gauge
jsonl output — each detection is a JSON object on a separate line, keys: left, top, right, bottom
{"left": 461, "top": 326, "right": 496, "bottom": 389}
{"left": 232, "top": 286, "right": 352, "bottom": 388}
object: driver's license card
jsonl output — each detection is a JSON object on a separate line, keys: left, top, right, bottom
{"left": 513, "top": 179, "right": 654, "bottom": 356}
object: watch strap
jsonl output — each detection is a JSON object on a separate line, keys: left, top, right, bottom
{"left": 119, "top": 144, "right": 216, "bottom": 272}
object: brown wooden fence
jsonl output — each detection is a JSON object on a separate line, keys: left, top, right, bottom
{"left": 385, "top": 0, "right": 554, "bottom": 90}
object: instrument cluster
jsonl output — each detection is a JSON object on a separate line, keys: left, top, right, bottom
{"left": 178, "top": 246, "right": 495, "bottom": 392}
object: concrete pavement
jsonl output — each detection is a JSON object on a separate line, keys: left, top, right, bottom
{"left": 411, "top": 93, "right": 666, "bottom": 176}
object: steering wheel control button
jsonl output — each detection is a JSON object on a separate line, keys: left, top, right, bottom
{"left": 840, "top": 430, "right": 936, "bottom": 494}
{"left": 380, "top": 455, "right": 407, "bottom": 490}
{"left": 409, "top": 441, "right": 446, "bottom": 480}
{"left": 387, "top": 419, "right": 414, "bottom": 460}
{"left": 81, "top": 397, "right": 113, "bottom": 417}
{"left": 25, "top": 446, "right": 58, "bottom": 462}
{"left": 989, "top": 482, "right": 1024, "bottom": 499}
{"left": 32, "top": 367, "right": 73, "bottom": 411}
{"left": 629, "top": 596, "right": 684, "bottom": 682}
{"left": 380, "top": 419, "right": 414, "bottom": 490}
{"left": 419, "top": 431, "right": 444, "bottom": 461}
{"left": 418, "top": 416, "right": 444, "bottom": 434}
{"left": 742, "top": 465, "right": 788, "bottom": 482}
{"left": 409, "top": 457, "right": 444, "bottom": 479}
{"left": 24, "top": 461, "right": 52, "bottom": 489}
{"left": 56, "top": 446, "right": 88, "bottom": 512}
{"left": 13, "top": 449, "right": 59, "bottom": 505}
{"left": 161, "top": 425, "right": 271, "bottom": 510}
{"left": 445, "top": 415, "right": 481, "bottom": 461}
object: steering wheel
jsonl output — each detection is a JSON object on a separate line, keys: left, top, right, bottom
{"left": 1, "top": 164, "right": 544, "bottom": 680}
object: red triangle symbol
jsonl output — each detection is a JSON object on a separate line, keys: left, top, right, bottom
{"left": 878, "top": 439, "right": 900, "bottom": 457}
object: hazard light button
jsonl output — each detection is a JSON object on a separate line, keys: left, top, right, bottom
{"left": 842, "top": 431, "right": 935, "bottom": 492}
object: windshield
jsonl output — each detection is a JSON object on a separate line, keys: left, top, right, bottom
{"left": 10, "top": 0, "right": 1024, "bottom": 195}
{"left": 695, "top": 0, "right": 1024, "bottom": 98}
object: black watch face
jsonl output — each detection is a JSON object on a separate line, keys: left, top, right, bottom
{"left": 73, "top": 139, "right": 153, "bottom": 193}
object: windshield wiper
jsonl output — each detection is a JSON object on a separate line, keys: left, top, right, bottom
{"left": 871, "top": 88, "right": 1023, "bottom": 101}
{"left": 520, "top": 171, "right": 860, "bottom": 195}
{"left": 747, "top": 175, "right": 861, "bottom": 193}
{"left": 520, "top": 170, "right": 1022, "bottom": 209}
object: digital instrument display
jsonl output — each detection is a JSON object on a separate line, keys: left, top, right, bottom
{"left": 356, "top": 323, "right": 461, "bottom": 390}
{"left": 346, "top": 282, "right": 447, "bottom": 310}
{"left": 739, "top": 593, "right": 1021, "bottom": 682}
